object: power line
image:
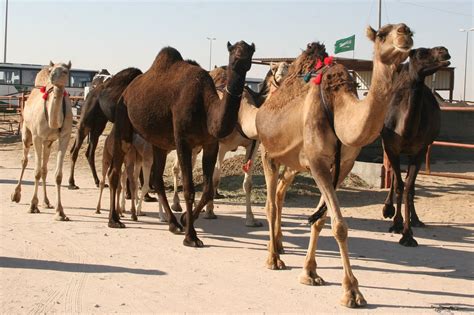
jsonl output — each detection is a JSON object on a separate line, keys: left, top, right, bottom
{"left": 398, "top": 1, "right": 474, "bottom": 18}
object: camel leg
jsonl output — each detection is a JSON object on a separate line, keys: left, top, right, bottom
{"left": 300, "top": 147, "right": 360, "bottom": 286}
{"left": 53, "top": 133, "right": 70, "bottom": 221}
{"left": 125, "top": 149, "right": 138, "bottom": 221}
{"left": 176, "top": 138, "right": 204, "bottom": 248}
{"left": 68, "top": 124, "right": 90, "bottom": 189}
{"left": 382, "top": 172, "right": 396, "bottom": 218}
{"left": 41, "top": 141, "right": 53, "bottom": 209}
{"left": 204, "top": 144, "right": 227, "bottom": 219}
{"left": 119, "top": 165, "right": 127, "bottom": 217}
{"left": 385, "top": 150, "right": 404, "bottom": 234}
{"left": 298, "top": 200, "right": 327, "bottom": 286}
{"left": 107, "top": 103, "right": 132, "bottom": 229}
{"left": 11, "top": 126, "right": 32, "bottom": 203}
{"left": 152, "top": 147, "right": 183, "bottom": 233}
{"left": 307, "top": 158, "right": 366, "bottom": 308}
{"left": 189, "top": 142, "right": 218, "bottom": 221}
{"left": 171, "top": 157, "right": 183, "bottom": 212}
{"left": 28, "top": 137, "right": 43, "bottom": 214}
{"left": 261, "top": 149, "right": 285, "bottom": 270}
{"left": 409, "top": 151, "right": 425, "bottom": 228}
{"left": 274, "top": 166, "right": 298, "bottom": 254}
{"left": 399, "top": 151, "right": 425, "bottom": 247}
{"left": 95, "top": 148, "right": 111, "bottom": 214}
{"left": 87, "top": 123, "right": 106, "bottom": 188}
{"left": 243, "top": 141, "right": 262, "bottom": 227}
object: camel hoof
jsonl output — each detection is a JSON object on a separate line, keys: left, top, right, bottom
{"left": 203, "top": 212, "right": 217, "bottom": 220}
{"left": 389, "top": 222, "right": 403, "bottom": 234}
{"left": 54, "top": 214, "right": 70, "bottom": 221}
{"left": 11, "top": 191, "right": 21, "bottom": 203}
{"left": 144, "top": 194, "right": 157, "bottom": 202}
{"left": 68, "top": 184, "right": 79, "bottom": 190}
{"left": 131, "top": 213, "right": 138, "bottom": 221}
{"left": 341, "top": 291, "right": 367, "bottom": 308}
{"left": 183, "top": 236, "right": 204, "bottom": 248}
{"left": 169, "top": 221, "right": 183, "bottom": 234}
{"left": 266, "top": 256, "right": 286, "bottom": 270}
{"left": 28, "top": 205, "right": 40, "bottom": 213}
{"left": 399, "top": 234, "right": 418, "bottom": 247}
{"left": 171, "top": 203, "right": 183, "bottom": 212}
{"left": 245, "top": 219, "right": 263, "bottom": 227}
{"left": 298, "top": 272, "right": 325, "bottom": 286}
{"left": 382, "top": 204, "right": 395, "bottom": 218}
{"left": 411, "top": 219, "right": 425, "bottom": 228}
{"left": 214, "top": 191, "right": 225, "bottom": 199}
{"left": 108, "top": 220, "right": 126, "bottom": 228}
{"left": 43, "top": 201, "right": 53, "bottom": 209}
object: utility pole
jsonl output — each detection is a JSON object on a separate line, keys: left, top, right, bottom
{"left": 206, "top": 37, "right": 216, "bottom": 71}
{"left": 378, "top": 0, "right": 382, "bottom": 29}
{"left": 3, "top": 0, "right": 8, "bottom": 63}
{"left": 459, "top": 28, "right": 474, "bottom": 101}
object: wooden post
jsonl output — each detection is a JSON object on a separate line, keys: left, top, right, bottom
{"left": 425, "top": 145, "right": 432, "bottom": 174}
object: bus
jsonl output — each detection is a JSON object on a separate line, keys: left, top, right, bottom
{"left": 0, "top": 62, "right": 98, "bottom": 97}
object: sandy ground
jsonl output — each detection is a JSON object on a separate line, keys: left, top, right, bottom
{"left": 0, "top": 133, "right": 473, "bottom": 314}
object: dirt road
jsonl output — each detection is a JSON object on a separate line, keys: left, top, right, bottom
{"left": 0, "top": 137, "right": 473, "bottom": 313}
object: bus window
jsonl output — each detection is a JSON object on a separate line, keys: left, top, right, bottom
{"left": 0, "top": 69, "right": 20, "bottom": 85}
{"left": 70, "top": 71, "right": 92, "bottom": 88}
{"left": 21, "top": 69, "right": 39, "bottom": 86}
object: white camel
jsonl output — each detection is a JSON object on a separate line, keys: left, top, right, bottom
{"left": 11, "top": 61, "right": 73, "bottom": 221}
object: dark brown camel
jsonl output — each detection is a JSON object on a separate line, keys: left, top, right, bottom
{"left": 68, "top": 67, "right": 142, "bottom": 189}
{"left": 108, "top": 41, "right": 255, "bottom": 247}
{"left": 381, "top": 46, "right": 451, "bottom": 247}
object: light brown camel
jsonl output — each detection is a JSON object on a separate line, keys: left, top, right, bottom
{"left": 11, "top": 61, "right": 73, "bottom": 221}
{"left": 109, "top": 42, "right": 255, "bottom": 247}
{"left": 255, "top": 24, "right": 413, "bottom": 308}
{"left": 96, "top": 130, "right": 163, "bottom": 221}
{"left": 171, "top": 62, "right": 289, "bottom": 227}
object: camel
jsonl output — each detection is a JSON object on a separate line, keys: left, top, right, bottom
{"left": 255, "top": 24, "right": 413, "bottom": 308}
{"left": 381, "top": 46, "right": 451, "bottom": 247}
{"left": 96, "top": 129, "right": 164, "bottom": 221}
{"left": 11, "top": 61, "right": 73, "bottom": 221}
{"left": 170, "top": 62, "right": 289, "bottom": 227}
{"left": 68, "top": 67, "right": 142, "bottom": 189}
{"left": 108, "top": 41, "right": 255, "bottom": 247}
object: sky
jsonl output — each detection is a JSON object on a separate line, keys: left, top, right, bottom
{"left": 2, "top": 0, "right": 473, "bottom": 100}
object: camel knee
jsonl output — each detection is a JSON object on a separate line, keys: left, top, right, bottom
{"left": 314, "top": 217, "right": 327, "bottom": 233}
{"left": 56, "top": 173, "right": 63, "bottom": 185}
{"left": 243, "top": 177, "right": 252, "bottom": 193}
{"left": 41, "top": 166, "right": 48, "bottom": 178}
{"left": 21, "top": 158, "right": 28, "bottom": 168}
{"left": 332, "top": 219, "right": 348, "bottom": 242}
{"left": 34, "top": 170, "right": 42, "bottom": 181}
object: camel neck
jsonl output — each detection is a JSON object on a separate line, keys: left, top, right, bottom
{"left": 334, "top": 58, "right": 397, "bottom": 147}
{"left": 206, "top": 69, "right": 247, "bottom": 139}
{"left": 400, "top": 69, "right": 426, "bottom": 138}
{"left": 46, "top": 85, "right": 65, "bottom": 129}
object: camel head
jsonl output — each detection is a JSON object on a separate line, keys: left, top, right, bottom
{"left": 408, "top": 46, "right": 451, "bottom": 77}
{"left": 270, "top": 62, "right": 290, "bottom": 84}
{"left": 48, "top": 61, "right": 71, "bottom": 88}
{"left": 366, "top": 23, "right": 414, "bottom": 65}
{"left": 227, "top": 41, "right": 255, "bottom": 74}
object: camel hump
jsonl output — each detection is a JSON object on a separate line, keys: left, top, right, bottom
{"left": 321, "top": 64, "right": 356, "bottom": 92}
{"left": 151, "top": 47, "right": 184, "bottom": 70}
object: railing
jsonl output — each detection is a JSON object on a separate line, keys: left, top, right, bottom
{"left": 0, "top": 94, "right": 84, "bottom": 135}
{"left": 382, "top": 106, "right": 474, "bottom": 188}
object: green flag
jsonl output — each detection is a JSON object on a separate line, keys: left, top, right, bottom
{"left": 334, "top": 35, "right": 355, "bottom": 54}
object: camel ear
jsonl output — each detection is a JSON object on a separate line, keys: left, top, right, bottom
{"left": 251, "top": 43, "right": 256, "bottom": 52}
{"left": 66, "top": 61, "right": 72, "bottom": 69}
{"left": 227, "top": 41, "right": 233, "bottom": 51}
{"left": 270, "top": 62, "right": 278, "bottom": 74}
{"left": 49, "top": 60, "right": 54, "bottom": 67}
{"left": 366, "top": 26, "right": 377, "bottom": 42}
